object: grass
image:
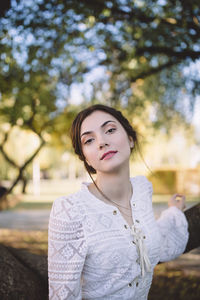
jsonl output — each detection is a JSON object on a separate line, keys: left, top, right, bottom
{"left": 152, "top": 194, "right": 200, "bottom": 204}
{"left": 0, "top": 229, "right": 48, "bottom": 255}
{"left": 12, "top": 201, "right": 53, "bottom": 210}
{"left": 7, "top": 179, "right": 83, "bottom": 210}
{"left": 149, "top": 264, "right": 200, "bottom": 300}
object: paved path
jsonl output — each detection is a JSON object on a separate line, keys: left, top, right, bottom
{"left": 0, "top": 203, "right": 195, "bottom": 231}
{"left": 0, "top": 205, "right": 167, "bottom": 231}
{"left": 0, "top": 209, "right": 50, "bottom": 231}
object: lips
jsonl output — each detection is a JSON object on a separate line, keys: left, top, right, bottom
{"left": 100, "top": 151, "right": 118, "bottom": 160}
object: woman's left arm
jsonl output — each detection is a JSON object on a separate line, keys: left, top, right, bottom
{"left": 156, "top": 194, "right": 189, "bottom": 262}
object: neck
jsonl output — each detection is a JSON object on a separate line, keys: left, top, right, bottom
{"left": 94, "top": 167, "right": 132, "bottom": 205}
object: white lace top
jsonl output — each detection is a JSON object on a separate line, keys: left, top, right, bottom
{"left": 48, "top": 176, "right": 189, "bottom": 300}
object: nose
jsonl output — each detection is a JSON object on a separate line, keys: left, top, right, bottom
{"left": 99, "top": 142, "right": 108, "bottom": 150}
{"left": 98, "top": 136, "right": 109, "bottom": 149}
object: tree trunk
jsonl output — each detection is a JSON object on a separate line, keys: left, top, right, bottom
{"left": 0, "top": 244, "right": 48, "bottom": 300}
{"left": 0, "top": 187, "right": 8, "bottom": 211}
{"left": 184, "top": 202, "right": 200, "bottom": 253}
{"left": 0, "top": 203, "right": 199, "bottom": 299}
{"left": 22, "top": 176, "right": 28, "bottom": 194}
{"left": 6, "top": 139, "right": 45, "bottom": 196}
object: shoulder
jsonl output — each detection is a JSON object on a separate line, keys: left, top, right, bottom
{"left": 131, "top": 175, "right": 153, "bottom": 190}
{"left": 50, "top": 189, "right": 85, "bottom": 221}
{"left": 130, "top": 176, "right": 153, "bottom": 210}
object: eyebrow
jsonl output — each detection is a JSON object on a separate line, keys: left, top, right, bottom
{"left": 80, "top": 120, "right": 116, "bottom": 138}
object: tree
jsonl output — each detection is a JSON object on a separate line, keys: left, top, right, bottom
{"left": 0, "top": 48, "right": 52, "bottom": 196}
{"left": 0, "top": 0, "right": 200, "bottom": 200}
{"left": 1, "top": 0, "right": 200, "bottom": 121}
{"left": 0, "top": 2, "right": 85, "bottom": 199}
{"left": 1, "top": 0, "right": 200, "bottom": 115}
{"left": 72, "top": 0, "right": 200, "bottom": 119}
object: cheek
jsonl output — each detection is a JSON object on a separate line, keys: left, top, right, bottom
{"left": 82, "top": 147, "right": 96, "bottom": 165}
{"left": 118, "top": 134, "right": 131, "bottom": 147}
{"left": 82, "top": 147, "right": 89, "bottom": 161}
{"left": 121, "top": 137, "right": 132, "bottom": 155}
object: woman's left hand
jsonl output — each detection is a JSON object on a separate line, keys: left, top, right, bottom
{"left": 168, "top": 193, "right": 186, "bottom": 211}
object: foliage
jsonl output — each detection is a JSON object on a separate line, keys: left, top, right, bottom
{"left": 1, "top": 0, "right": 200, "bottom": 126}
{"left": 1, "top": 0, "right": 200, "bottom": 117}
{"left": 148, "top": 170, "right": 177, "bottom": 194}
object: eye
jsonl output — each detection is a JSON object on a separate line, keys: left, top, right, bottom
{"left": 106, "top": 127, "right": 116, "bottom": 134}
{"left": 84, "top": 138, "right": 94, "bottom": 145}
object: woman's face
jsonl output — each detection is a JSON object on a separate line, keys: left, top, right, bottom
{"left": 80, "top": 110, "right": 134, "bottom": 174}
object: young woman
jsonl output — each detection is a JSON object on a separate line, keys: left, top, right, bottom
{"left": 48, "top": 104, "right": 189, "bottom": 300}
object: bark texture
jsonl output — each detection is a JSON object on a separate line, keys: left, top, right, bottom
{"left": 184, "top": 202, "right": 200, "bottom": 253}
{"left": 0, "top": 244, "right": 48, "bottom": 300}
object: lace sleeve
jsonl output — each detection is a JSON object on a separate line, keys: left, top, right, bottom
{"left": 48, "top": 196, "right": 87, "bottom": 300}
{"left": 156, "top": 206, "right": 189, "bottom": 262}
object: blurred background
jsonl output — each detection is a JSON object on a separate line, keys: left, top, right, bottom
{"left": 0, "top": 0, "right": 200, "bottom": 299}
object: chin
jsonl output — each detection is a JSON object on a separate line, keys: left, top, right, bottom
{"left": 98, "top": 163, "right": 126, "bottom": 175}
{"left": 95, "top": 156, "right": 130, "bottom": 174}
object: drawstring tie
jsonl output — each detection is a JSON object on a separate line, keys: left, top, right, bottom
{"left": 130, "top": 225, "right": 151, "bottom": 277}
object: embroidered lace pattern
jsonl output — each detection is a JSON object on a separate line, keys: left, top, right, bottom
{"left": 48, "top": 176, "right": 189, "bottom": 300}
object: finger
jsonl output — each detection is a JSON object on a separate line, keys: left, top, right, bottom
{"left": 175, "top": 194, "right": 183, "bottom": 199}
{"left": 175, "top": 195, "right": 186, "bottom": 202}
{"left": 169, "top": 194, "right": 186, "bottom": 211}
{"left": 171, "top": 194, "right": 179, "bottom": 201}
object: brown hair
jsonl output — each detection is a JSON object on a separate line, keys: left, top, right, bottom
{"left": 70, "top": 104, "right": 138, "bottom": 175}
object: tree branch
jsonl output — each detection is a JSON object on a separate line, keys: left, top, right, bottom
{"left": 136, "top": 47, "right": 200, "bottom": 60}
{"left": 129, "top": 60, "right": 178, "bottom": 82}
{"left": 0, "top": 0, "right": 11, "bottom": 17}
{"left": 0, "top": 130, "right": 19, "bottom": 169}
{"left": 7, "top": 137, "right": 45, "bottom": 195}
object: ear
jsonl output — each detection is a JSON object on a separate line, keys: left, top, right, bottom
{"left": 129, "top": 136, "right": 134, "bottom": 149}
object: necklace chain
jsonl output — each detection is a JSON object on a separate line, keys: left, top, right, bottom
{"left": 102, "top": 191, "right": 133, "bottom": 218}
{"left": 94, "top": 181, "right": 133, "bottom": 214}
{"left": 117, "top": 207, "right": 132, "bottom": 217}
{"left": 103, "top": 194, "right": 131, "bottom": 210}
